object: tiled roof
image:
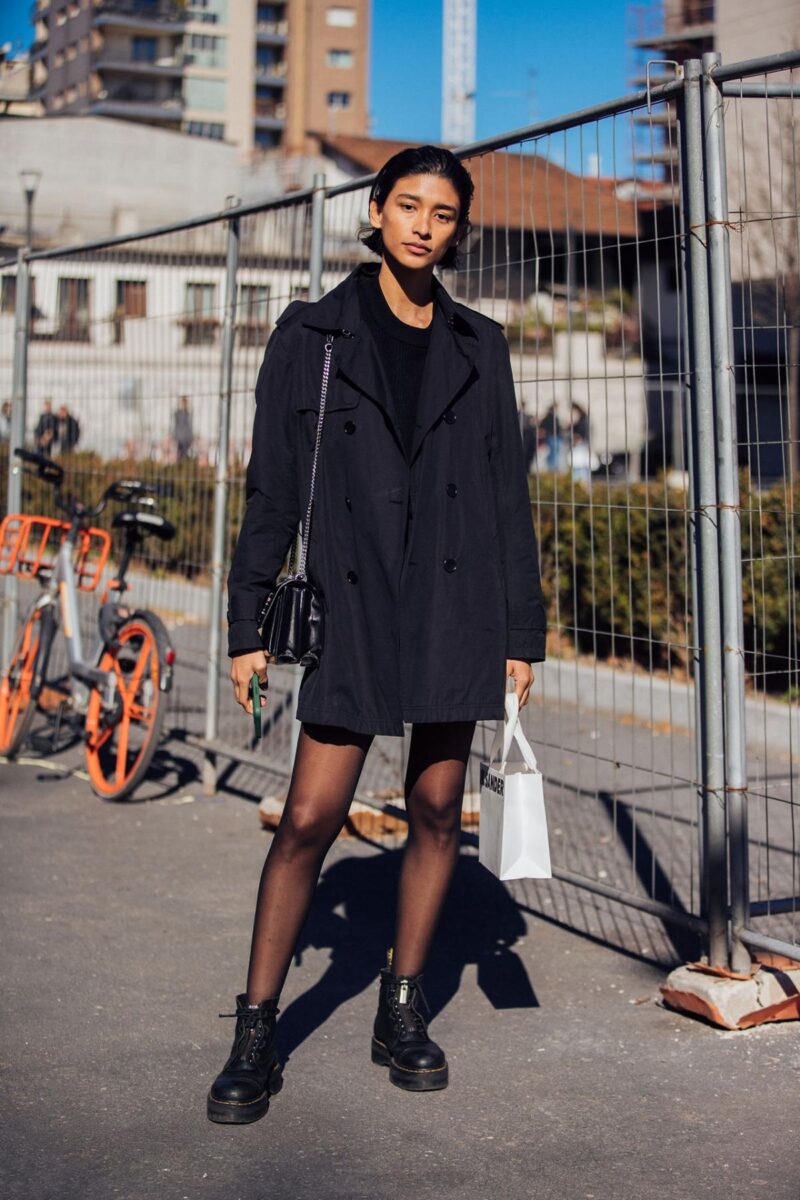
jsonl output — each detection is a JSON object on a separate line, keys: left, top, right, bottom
{"left": 310, "top": 133, "right": 640, "bottom": 238}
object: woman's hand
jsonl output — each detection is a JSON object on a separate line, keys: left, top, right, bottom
{"left": 230, "top": 649, "right": 269, "bottom": 715}
{"left": 506, "top": 659, "right": 534, "bottom": 709}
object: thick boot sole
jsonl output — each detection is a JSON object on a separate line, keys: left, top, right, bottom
{"left": 207, "top": 1060, "right": 283, "bottom": 1125}
{"left": 371, "top": 1037, "right": 449, "bottom": 1092}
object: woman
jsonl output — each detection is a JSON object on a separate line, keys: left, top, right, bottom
{"left": 208, "top": 145, "right": 546, "bottom": 1124}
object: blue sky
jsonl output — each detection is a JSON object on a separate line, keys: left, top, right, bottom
{"left": 3, "top": 0, "right": 631, "bottom": 169}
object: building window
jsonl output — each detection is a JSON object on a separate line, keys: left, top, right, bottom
{"left": 326, "top": 49, "right": 353, "bottom": 68}
{"left": 255, "top": 45, "right": 284, "bottom": 74}
{"left": 1, "top": 276, "right": 16, "bottom": 314}
{"left": 56, "top": 278, "right": 91, "bottom": 342}
{"left": 254, "top": 128, "right": 281, "bottom": 148}
{"left": 326, "top": 6, "right": 356, "bottom": 26}
{"left": 185, "top": 120, "right": 225, "bottom": 139}
{"left": 181, "top": 282, "right": 218, "bottom": 345}
{"left": 236, "top": 283, "right": 270, "bottom": 346}
{"left": 184, "top": 77, "right": 226, "bottom": 111}
{"left": 132, "top": 36, "right": 158, "bottom": 63}
{"left": 327, "top": 91, "right": 351, "bottom": 109}
{"left": 186, "top": 0, "right": 226, "bottom": 23}
{"left": 112, "top": 280, "right": 146, "bottom": 344}
{"left": 116, "top": 280, "right": 147, "bottom": 318}
{"left": 185, "top": 33, "right": 227, "bottom": 69}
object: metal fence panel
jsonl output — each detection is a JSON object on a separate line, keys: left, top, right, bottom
{"left": 3, "top": 49, "right": 799, "bottom": 967}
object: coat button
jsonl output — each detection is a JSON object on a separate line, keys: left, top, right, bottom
{"left": 346, "top": 570, "right": 358, "bottom": 584}
{"left": 443, "top": 558, "right": 457, "bottom": 573}
{"left": 344, "top": 420, "right": 356, "bottom": 434}
{"left": 344, "top": 495, "right": 352, "bottom": 510}
{"left": 443, "top": 410, "right": 457, "bottom": 425}
{"left": 446, "top": 482, "right": 458, "bottom": 498}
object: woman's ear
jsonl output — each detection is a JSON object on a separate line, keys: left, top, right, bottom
{"left": 368, "top": 197, "right": 382, "bottom": 232}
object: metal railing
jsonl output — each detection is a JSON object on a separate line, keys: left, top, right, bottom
{"left": 2, "top": 48, "right": 799, "bottom": 969}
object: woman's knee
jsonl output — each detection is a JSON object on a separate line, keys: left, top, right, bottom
{"left": 273, "top": 794, "right": 343, "bottom": 862}
{"left": 407, "top": 790, "right": 463, "bottom": 848}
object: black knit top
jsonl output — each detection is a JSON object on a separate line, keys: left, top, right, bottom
{"left": 357, "top": 268, "right": 432, "bottom": 460}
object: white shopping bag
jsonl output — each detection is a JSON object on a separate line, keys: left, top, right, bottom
{"left": 479, "top": 684, "right": 552, "bottom": 880}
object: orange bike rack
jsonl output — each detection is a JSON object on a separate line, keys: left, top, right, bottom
{"left": 0, "top": 513, "right": 111, "bottom": 593}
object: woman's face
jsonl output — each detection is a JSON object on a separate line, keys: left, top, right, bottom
{"left": 369, "top": 173, "right": 463, "bottom": 269}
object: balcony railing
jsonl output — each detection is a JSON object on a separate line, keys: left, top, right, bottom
{"left": 254, "top": 61, "right": 287, "bottom": 86}
{"left": 93, "top": 0, "right": 188, "bottom": 33}
{"left": 92, "top": 51, "right": 186, "bottom": 76}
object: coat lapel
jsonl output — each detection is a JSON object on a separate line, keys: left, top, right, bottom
{"left": 296, "top": 263, "right": 481, "bottom": 464}
{"left": 409, "top": 302, "right": 478, "bottom": 463}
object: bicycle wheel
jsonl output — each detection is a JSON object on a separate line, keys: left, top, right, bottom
{"left": 85, "top": 611, "right": 169, "bottom": 800}
{"left": 0, "top": 606, "right": 42, "bottom": 758}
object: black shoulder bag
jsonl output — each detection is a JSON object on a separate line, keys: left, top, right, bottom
{"left": 256, "top": 334, "right": 335, "bottom": 668}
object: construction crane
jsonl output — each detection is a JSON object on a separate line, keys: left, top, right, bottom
{"left": 442, "top": 0, "right": 477, "bottom": 146}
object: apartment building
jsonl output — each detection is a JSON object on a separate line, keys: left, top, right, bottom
{"left": 26, "top": 0, "right": 370, "bottom": 156}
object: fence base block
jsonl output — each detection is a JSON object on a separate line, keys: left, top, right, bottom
{"left": 256, "top": 789, "right": 483, "bottom": 840}
{"left": 661, "top": 962, "right": 800, "bottom": 1029}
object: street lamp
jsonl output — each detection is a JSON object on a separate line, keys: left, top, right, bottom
{"left": 19, "top": 169, "right": 42, "bottom": 249}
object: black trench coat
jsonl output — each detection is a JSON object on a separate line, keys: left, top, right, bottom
{"left": 227, "top": 261, "right": 546, "bottom": 736}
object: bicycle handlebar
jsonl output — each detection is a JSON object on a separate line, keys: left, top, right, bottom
{"left": 13, "top": 449, "right": 169, "bottom": 521}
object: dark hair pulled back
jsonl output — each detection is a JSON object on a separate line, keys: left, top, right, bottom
{"left": 358, "top": 144, "right": 474, "bottom": 271}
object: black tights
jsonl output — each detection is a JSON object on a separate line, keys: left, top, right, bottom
{"left": 246, "top": 719, "right": 475, "bottom": 1003}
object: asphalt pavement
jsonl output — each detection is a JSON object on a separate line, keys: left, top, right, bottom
{"left": 2, "top": 754, "right": 799, "bottom": 1200}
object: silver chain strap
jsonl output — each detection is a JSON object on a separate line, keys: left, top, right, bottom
{"left": 291, "top": 334, "right": 335, "bottom": 580}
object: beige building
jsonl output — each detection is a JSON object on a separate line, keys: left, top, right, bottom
{"left": 26, "top": 0, "right": 370, "bottom": 157}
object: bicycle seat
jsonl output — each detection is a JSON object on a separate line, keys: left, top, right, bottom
{"left": 112, "top": 510, "right": 176, "bottom": 541}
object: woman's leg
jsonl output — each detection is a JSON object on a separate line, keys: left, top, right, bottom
{"left": 391, "top": 720, "right": 476, "bottom": 978}
{"left": 245, "top": 721, "right": 373, "bottom": 1003}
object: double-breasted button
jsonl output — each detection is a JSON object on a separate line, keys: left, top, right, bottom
{"left": 443, "top": 558, "right": 457, "bottom": 573}
{"left": 344, "top": 495, "right": 352, "bottom": 511}
{"left": 344, "top": 420, "right": 356, "bottom": 435}
{"left": 443, "top": 410, "right": 457, "bottom": 425}
{"left": 446, "top": 482, "right": 458, "bottom": 498}
{"left": 346, "top": 570, "right": 358, "bottom": 584}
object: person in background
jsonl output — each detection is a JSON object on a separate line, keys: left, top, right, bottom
{"left": 521, "top": 413, "right": 538, "bottom": 475}
{"left": 34, "top": 399, "right": 57, "bottom": 453}
{"left": 568, "top": 402, "right": 590, "bottom": 445}
{"left": 567, "top": 404, "right": 594, "bottom": 482}
{"left": 173, "top": 395, "right": 194, "bottom": 462}
{"left": 0, "top": 400, "right": 11, "bottom": 442}
{"left": 55, "top": 404, "right": 80, "bottom": 454}
{"left": 540, "top": 405, "right": 563, "bottom": 472}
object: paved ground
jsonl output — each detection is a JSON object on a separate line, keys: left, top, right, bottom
{"left": 2, "top": 755, "right": 799, "bottom": 1200}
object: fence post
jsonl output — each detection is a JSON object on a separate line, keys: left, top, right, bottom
{"left": 702, "top": 52, "right": 751, "bottom": 972}
{"left": 2, "top": 252, "right": 31, "bottom": 669}
{"left": 679, "top": 59, "right": 730, "bottom": 968}
{"left": 203, "top": 198, "right": 241, "bottom": 794}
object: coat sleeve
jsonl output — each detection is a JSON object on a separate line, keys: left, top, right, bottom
{"left": 226, "top": 326, "right": 300, "bottom": 657}
{"left": 488, "top": 329, "right": 547, "bottom": 663}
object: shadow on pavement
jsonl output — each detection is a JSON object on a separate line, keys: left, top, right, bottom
{"left": 277, "top": 849, "right": 537, "bottom": 1068}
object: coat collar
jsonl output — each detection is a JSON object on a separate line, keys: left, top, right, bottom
{"left": 280, "top": 262, "right": 480, "bottom": 464}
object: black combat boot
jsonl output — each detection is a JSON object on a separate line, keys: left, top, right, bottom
{"left": 371, "top": 960, "right": 449, "bottom": 1092}
{"left": 207, "top": 994, "right": 283, "bottom": 1124}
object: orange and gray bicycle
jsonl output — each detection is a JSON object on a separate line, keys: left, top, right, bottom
{"left": 0, "top": 448, "right": 177, "bottom": 800}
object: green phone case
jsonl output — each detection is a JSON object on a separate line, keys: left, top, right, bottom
{"left": 251, "top": 673, "right": 262, "bottom": 740}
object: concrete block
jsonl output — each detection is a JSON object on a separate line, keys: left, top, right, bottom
{"left": 257, "top": 789, "right": 482, "bottom": 840}
{"left": 661, "top": 962, "right": 800, "bottom": 1030}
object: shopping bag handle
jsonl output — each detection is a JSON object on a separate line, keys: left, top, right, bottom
{"left": 488, "top": 687, "right": 539, "bottom": 772}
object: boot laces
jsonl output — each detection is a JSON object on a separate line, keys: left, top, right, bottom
{"left": 218, "top": 1003, "right": 278, "bottom": 1062}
